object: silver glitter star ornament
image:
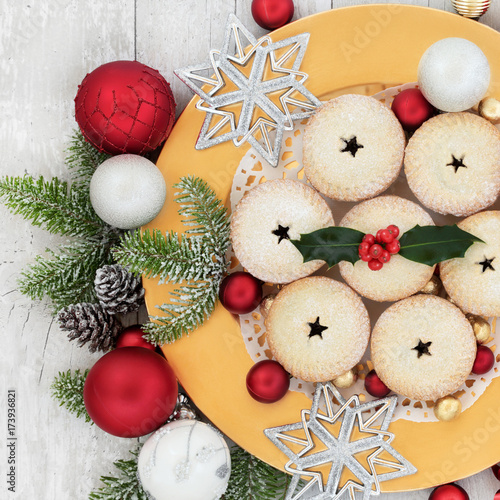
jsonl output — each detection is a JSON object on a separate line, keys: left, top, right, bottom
{"left": 174, "top": 14, "right": 321, "bottom": 167}
{"left": 264, "top": 382, "right": 417, "bottom": 499}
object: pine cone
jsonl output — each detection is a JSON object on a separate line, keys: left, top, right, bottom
{"left": 58, "top": 303, "right": 122, "bottom": 353}
{"left": 94, "top": 264, "right": 145, "bottom": 315}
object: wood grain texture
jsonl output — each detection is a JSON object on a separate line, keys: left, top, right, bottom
{"left": 1, "top": 0, "right": 499, "bottom": 498}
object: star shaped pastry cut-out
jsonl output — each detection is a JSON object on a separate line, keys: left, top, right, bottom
{"left": 264, "top": 382, "right": 417, "bottom": 500}
{"left": 174, "top": 14, "right": 322, "bottom": 166}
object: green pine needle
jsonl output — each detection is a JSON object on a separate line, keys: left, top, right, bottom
{"left": 0, "top": 175, "right": 114, "bottom": 239}
{"left": 224, "top": 446, "right": 293, "bottom": 500}
{"left": 114, "top": 175, "right": 230, "bottom": 346}
{"left": 66, "top": 130, "right": 110, "bottom": 187}
{"left": 51, "top": 369, "right": 91, "bottom": 423}
{"left": 89, "top": 451, "right": 147, "bottom": 500}
{"left": 19, "top": 239, "right": 115, "bottom": 311}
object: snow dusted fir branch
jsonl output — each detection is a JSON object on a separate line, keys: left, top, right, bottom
{"left": 89, "top": 451, "right": 147, "bottom": 500}
{"left": 51, "top": 369, "right": 91, "bottom": 423}
{"left": 114, "top": 176, "right": 230, "bottom": 345}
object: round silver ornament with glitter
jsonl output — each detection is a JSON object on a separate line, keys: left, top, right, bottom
{"left": 137, "top": 396, "right": 231, "bottom": 500}
{"left": 451, "top": 0, "right": 491, "bottom": 19}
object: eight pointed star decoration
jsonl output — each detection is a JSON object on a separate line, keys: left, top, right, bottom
{"left": 264, "top": 382, "right": 417, "bottom": 500}
{"left": 174, "top": 14, "right": 322, "bottom": 166}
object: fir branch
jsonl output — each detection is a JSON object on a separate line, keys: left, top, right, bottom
{"left": 143, "top": 279, "right": 218, "bottom": 345}
{"left": 89, "top": 451, "right": 147, "bottom": 500}
{"left": 66, "top": 130, "right": 110, "bottom": 187}
{"left": 174, "top": 176, "right": 230, "bottom": 255}
{"left": 224, "top": 446, "right": 293, "bottom": 500}
{"left": 0, "top": 175, "right": 115, "bottom": 239}
{"left": 51, "top": 369, "right": 91, "bottom": 423}
{"left": 114, "top": 229, "right": 220, "bottom": 284}
{"left": 19, "top": 239, "right": 115, "bottom": 311}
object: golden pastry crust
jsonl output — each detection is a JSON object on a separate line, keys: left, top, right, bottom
{"left": 265, "top": 277, "right": 370, "bottom": 383}
{"left": 371, "top": 295, "right": 476, "bottom": 401}
{"left": 440, "top": 210, "right": 500, "bottom": 316}
{"left": 338, "top": 196, "right": 435, "bottom": 302}
{"left": 230, "top": 179, "right": 334, "bottom": 284}
{"left": 404, "top": 112, "right": 500, "bottom": 217}
{"left": 303, "top": 94, "right": 405, "bottom": 201}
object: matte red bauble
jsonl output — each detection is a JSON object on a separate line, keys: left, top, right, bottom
{"left": 83, "top": 347, "right": 178, "bottom": 437}
{"left": 246, "top": 360, "right": 290, "bottom": 403}
{"left": 391, "top": 88, "right": 435, "bottom": 131}
{"left": 364, "top": 370, "right": 391, "bottom": 398}
{"left": 251, "top": 0, "right": 294, "bottom": 30}
{"left": 472, "top": 345, "right": 495, "bottom": 374}
{"left": 115, "top": 325, "right": 155, "bottom": 351}
{"left": 429, "top": 483, "right": 469, "bottom": 500}
{"left": 219, "top": 272, "right": 262, "bottom": 315}
{"left": 75, "top": 60, "right": 176, "bottom": 155}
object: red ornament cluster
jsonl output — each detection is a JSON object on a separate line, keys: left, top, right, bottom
{"left": 358, "top": 225, "right": 400, "bottom": 271}
{"left": 246, "top": 359, "right": 290, "bottom": 403}
{"left": 75, "top": 60, "right": 176, "bottom": 155}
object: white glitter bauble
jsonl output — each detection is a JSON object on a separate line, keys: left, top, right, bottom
{"left": 418, "top": 37, "right": 490, "bottom": 112}
{"left": 138, "top": 420, "right": 231, "bottom": 500}
{"left": 89, "top": 154, "right": 166, "bottom": 229}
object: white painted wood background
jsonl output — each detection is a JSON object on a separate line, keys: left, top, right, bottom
{"left": 1, "top": 1, "right": 500, "bottom": 499}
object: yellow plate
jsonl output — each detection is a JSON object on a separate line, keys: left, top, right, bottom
{"left": 146, "top": 5, "right": 500, "bottom": 492}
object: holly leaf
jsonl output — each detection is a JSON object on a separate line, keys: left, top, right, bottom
{"left": 291, "top": 227, "right": 365, "bottom": 267}
{"left": 399, "top": 224, "right": 483, "bottom": 266}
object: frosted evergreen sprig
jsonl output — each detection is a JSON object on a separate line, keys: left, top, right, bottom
{"left": 89, "top": 451, "right": 147, "bottom": 500}
{"left": 115, "top": 175, "right": 230, "bottom": 346}
{"left": 223, "top": 446, "right": 294, "bottom": 500}
{"left": 66, "top": 130, "right": 110, "bottom": 187}
{"left": 0, "top": 175, "right": 115, "bottom": 239}
{"left": 19, "top": 240, "right": 114, "bottom": 311}
{"left": 51, "top": 369, "right": 90, "bottom": 423}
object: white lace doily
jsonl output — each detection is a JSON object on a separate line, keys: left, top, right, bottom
{"left": 229, "top": 83, "right": 499, "bottom": 423}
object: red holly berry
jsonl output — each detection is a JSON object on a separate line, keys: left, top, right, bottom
{"left": 363, "top": 234, "right": 375, "bottom": 245}
{"left": 378, "top": 228, "right": 394, "bottom": 244}
{"left": 375, "top": 229, "right": 385, "bottom": 243}
{"left": 364, "top": 370, "right": 390, "bottom": 398}
{"left": 387, "top": 224, "right": 400, "bottom": 238}
{"left": 358, "top": 242, "right": 370, "bottom": 255}
{"left": 369, "top": 244, "right": 383, "bottom": 258}
{"left": 368, "top": 259, "right": 383, "bottom": 271}
{"left": 378, "top": 250, "right": 391, "bottom": 264}
{"left": 386, "top": 239, "right": 401, "bottom": 255}
{"left": 360, "top": 253, "right": 372, "bottom": 262}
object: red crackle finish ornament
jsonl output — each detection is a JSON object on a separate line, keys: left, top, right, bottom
{"left": 75, "top": 60, "right": 176, "bottom": 155}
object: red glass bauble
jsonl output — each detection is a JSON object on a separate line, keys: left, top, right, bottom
{"left": 492, "top": 463, "right": 500, "bottom": 480}
{"left": 429, "top": 483, "right": 469, "bottom": 500}
{"left": 75, "top": 60, "right": 176, "bottom": 155}
{"left": 219, "top": 272, "right": 262, "bottom": 314}
{"left": 472, "top": 345, "right": 495, "bottom": 374}
{"left": 83, "top": 347, "right": 178, "bottom": 437}
{"left": 495, "top": 489, "right": 500, "bottom": 500}
{"left": 391, "top": 88, "right": 435, "bottom": 131}
{"left": 251, "top": 0, "right": 294, "bottom": 30}
{"left": 364, "top": 370, "right": 391, "bottom": 398}
{"left": 115, "top": 325, "right": 155, "bottom": 351}
{"left": 246, "top": 360, "right": 290, "bottom": 403}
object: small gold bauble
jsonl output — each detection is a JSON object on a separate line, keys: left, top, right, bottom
{"left": 478, "top": 97, "right": 500, "bottom": 123}
{"left": 332, "top": 369, "right": 357, "bottom": 389}
{"left": 467, "top": 314, "right": 491, "bottom": 344}
{"left": 259, "top": 294, "right": 276, "bottom": 319}
{"left": 420, "top": 275, "right": 442, "bottom": 296}
{"left": 451, "top": 0, "right": 491, "bottom": 19}
{"left": 434, "top": 395, "right": 462, "bottom": 422}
